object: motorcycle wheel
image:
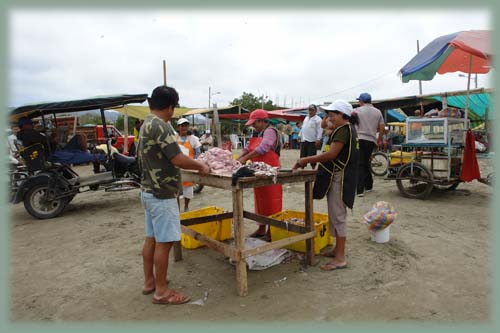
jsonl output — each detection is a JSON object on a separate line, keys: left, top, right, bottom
{"left": 24, "top": 183, "right": 69, "bottom": 219}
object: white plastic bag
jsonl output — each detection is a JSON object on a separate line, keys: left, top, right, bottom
{"left": 363, "top": 201, "right": 397, "bottom": 232}
{"left": 229, "top": 238, "right": 291, "bottom": 270}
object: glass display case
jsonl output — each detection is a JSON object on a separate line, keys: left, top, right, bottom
{"left": 405, "top": 117, "right": 467, "bottom": 145}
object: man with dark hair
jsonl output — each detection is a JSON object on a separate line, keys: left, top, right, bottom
{"left": 138, "top": 85, "right": 209, "bottom": 305}
{"left": 354, "top": 92, "right": 385, "bottom": 197}
{"left": 299, "top": 104, "right": 323, "bottom": 168}
{"left": 16, "top": 117, "right": 49, "bottom": 157}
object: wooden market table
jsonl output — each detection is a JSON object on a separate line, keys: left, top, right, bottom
{"left": 173, "top": 169, "right": 318, "bottom": 296}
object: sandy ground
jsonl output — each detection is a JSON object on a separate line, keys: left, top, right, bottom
{"left": 9, "top": 149, "right": 493, "bottom": 322}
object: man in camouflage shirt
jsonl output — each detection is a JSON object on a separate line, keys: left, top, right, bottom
{"left": 138, "top": 85, "right": 209, "bottom": 305}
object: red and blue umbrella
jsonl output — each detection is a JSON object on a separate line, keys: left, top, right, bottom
{"left": 399, "top": 30, "right": 492, "bottom": 127}
{"left": 399, "top": 30, "right": 492, "bottom": 83}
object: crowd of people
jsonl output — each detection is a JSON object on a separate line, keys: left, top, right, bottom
{"left": 8, "top": 85, "right": 387, "bottom": 305}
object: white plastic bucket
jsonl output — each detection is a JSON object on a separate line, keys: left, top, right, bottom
{"left": 370, "top": 226, "right": 390, "bottom": 243}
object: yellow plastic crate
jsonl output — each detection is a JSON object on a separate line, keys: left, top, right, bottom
{"left": 180, "top": 206, "right": 232, "bottom": 249}
{"left": 269, "top": 210, "right": 334, "bottom": 254}
{"left": 389, "top": 151, "right": 418, "bottom": 166}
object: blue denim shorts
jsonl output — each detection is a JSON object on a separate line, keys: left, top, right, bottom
{"left": 140, "top": 191, "right": 181, "bottom": 243}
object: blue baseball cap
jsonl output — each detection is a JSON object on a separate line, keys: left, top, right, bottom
{"left": 357, "top": 93, "right": 372, "bottom": 103}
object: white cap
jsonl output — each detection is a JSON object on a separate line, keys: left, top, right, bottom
{"left": 206, "top": 129, "right": 211, "bottom": 134}
{"left": 321, "top": 99, "right": 353, "bottom": 117}
{"left": 177, "top": 118, "right": 190, "bottom": 126}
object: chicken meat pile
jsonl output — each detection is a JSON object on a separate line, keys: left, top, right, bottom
{"left": 197, "top": 148, "right": 242, "bottom": 176}
{"left": 197, "top": 148, "right": 278, "bottom": 181}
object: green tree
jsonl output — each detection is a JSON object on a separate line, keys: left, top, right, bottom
{"left": 115, "top": 115, "right": 140, "bottom": 135}
{"left": 78, "top": 113, "right": 103, "bottom": 125}
{"left": 231, "top": 92, "right": 279, "bottom": 111}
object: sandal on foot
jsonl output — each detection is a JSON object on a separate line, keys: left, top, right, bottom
{"left": 321, "top": 251, "right": 336, "bottom": 258}
{"left": 249, "top": 231, "right": 266, "bottom": 238}
{"left": 152, "top": 291, "right": 191, "bottom": 305}
{"left": 320, "top": 262, "right": 348, "bottom": 271}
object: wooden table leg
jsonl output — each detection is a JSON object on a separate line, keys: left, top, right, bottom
{"left": 233, "top": 187, "right": 248, "bottom": 296}
{"left": 304, "top": 180, "right": 315, "bottom": 266}
{"left": 173, "top": 241, "right": 182, "bottom": 261}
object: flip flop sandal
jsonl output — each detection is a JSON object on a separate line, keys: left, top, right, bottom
{"left": 249, "top": 233, "right": 266, "bottom": 238}
{"left": 320, "top": 262, "right": 348, "bottom": 271}
{"left": 321, "top": 252, "right": 336, "bottom": 258}
{"left": 152, "top": 291, "right": 191, "bottom": 305}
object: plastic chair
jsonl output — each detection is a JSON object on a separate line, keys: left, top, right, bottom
{"left": 229, "top": 134, "right": 242, "bottom": 149}
{"left": 19, "top": 143, "right": 46, "bottom": 172}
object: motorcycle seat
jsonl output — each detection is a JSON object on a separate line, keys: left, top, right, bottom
{"left": 113, "top": 153, "right": 136, "bottom": 165}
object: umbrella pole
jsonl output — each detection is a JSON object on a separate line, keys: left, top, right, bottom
{"left": 417, "top": 40, "right": 424, "bottom": 115}
{"left": 464, "top": 54, "right": 472, "bottom": 130}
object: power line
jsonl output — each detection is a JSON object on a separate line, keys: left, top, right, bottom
{"left": 311, "top": 70, "right": 396, "bottom": 102}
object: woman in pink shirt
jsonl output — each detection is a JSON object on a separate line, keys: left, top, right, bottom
{"left": 237, "top": 109, "right": 282, "bottom": 240}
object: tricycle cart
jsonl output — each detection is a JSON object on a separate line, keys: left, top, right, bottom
{"left": 10, "top": 94, "right": 147, "bottom": 219}
{"left": 386, "top": 117, "right": 469, "bottom": 199}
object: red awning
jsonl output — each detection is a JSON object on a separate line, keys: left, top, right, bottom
{"left": 219, "top": 109, "right": 305, "bottom": 122}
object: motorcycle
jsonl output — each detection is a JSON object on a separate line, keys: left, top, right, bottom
{"left": 10, "top": 94, "right": 148, "bottom": 219}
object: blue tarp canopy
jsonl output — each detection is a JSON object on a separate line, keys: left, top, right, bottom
{"left": 387, "top": 109, "right": 407, "bottom": 122}
{"left": 430, "top": 92, "right": 493, "bottom": 121}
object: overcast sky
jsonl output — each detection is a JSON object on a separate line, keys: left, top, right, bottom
{"left": 8, "top": 8, "right": 491, "bottom": 109}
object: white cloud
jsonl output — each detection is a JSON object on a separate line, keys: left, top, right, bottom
{"left": 9, "top": 8, "right": 492, "bottom": 108}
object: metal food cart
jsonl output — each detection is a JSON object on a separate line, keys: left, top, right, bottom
{"left": 386, "top": 117, "right": 468, "bottom": 199}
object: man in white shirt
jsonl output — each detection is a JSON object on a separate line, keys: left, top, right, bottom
{"left": 176, "top": 118, "right": 202, "bottom": 212}
{"left": 7, "top": 124, "right": 20, "bottom": 165}
{"left": 299, "top": 104, "right": 323, "bottom": 168}
{"left": 353, "top": 93, "right": 385, "bottom": 197}
{"left": 199, "top": 130, "right": 213, "bottom": 152}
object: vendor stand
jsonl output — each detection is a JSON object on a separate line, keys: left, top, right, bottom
{"left": 173, "top": 169, "right": 317, "bottom": 296}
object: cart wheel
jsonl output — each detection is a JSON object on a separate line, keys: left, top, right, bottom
{"left": 370, "top": 152, "right": 389, "bottom": 176}
{"left": 24, "top": 183, "right": 68, "bottom": 219}
{"left": 193, "top": 183, "right": 204, "bottom": 194}
{"left": 396, "top": 162, "right": 434, "bottom": 199}
{"left": 434, "top": 181, "right": 460, "bottom": 191}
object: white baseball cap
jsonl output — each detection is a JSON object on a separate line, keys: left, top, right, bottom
{"left": 320, "top": 99, "right": 353, "bottom": 117}
{"left": 177, "top": 118, "right": 190, "bottom": 126}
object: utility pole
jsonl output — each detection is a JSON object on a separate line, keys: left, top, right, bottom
{"left": 208, "top": 86, "right": 211, "bottom": 132}
{"left": 163, "top": 60, "right": 167, "bottom": 85}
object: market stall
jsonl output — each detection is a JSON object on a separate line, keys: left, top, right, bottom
{"left": 173, "top": 169, "right": 317, "bottom": 296}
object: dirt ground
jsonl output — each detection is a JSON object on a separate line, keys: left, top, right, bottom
{"left": 9, "top": 149, "right": 493, "bottom": 323}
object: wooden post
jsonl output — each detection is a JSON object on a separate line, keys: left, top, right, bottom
{"left": 163, "top": 60, "right": 167, "bottom": 85}
{"left": 173, "top": 241, "right": 183, "bottom": 262}
{"left": 304, "top": 180, "right": 315, "bottom": 266}
{"left": 442, "top": 95, "right": 448, "bottom": 109}
{"left": 233, "top": 187, "right": 248, "bottom": 296}
{"left": 123, "top": 109, "right": 129, "bottom": 154}
{"left": 72, "top": 112, "right": 78, "bottom": 138}
{"left": 214, "top": 104, "right": 222, "bottom": 148}
{"left": 484, "top": 107, "right": 489, "bottom": 132}
{"left": 238, "top": 105, "right": 241, "bottom": 136}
